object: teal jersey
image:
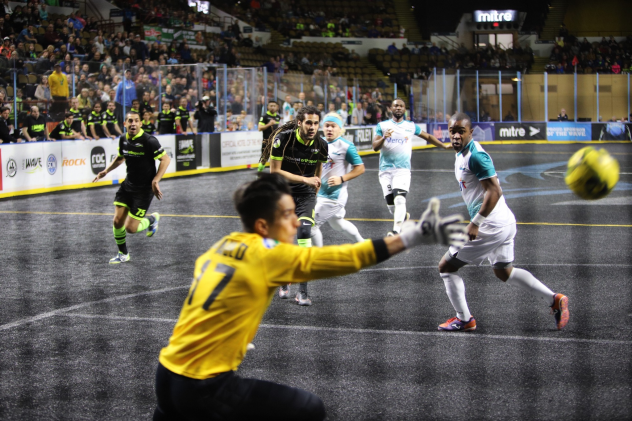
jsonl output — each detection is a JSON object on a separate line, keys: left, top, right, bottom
{"left": 318, "top": 136, "right": 363, "bottom": 202}
{"left": 375, "top": 119, "right": 421, "bottom": 171}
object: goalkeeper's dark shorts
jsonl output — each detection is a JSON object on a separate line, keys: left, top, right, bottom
{"left": 153, "top": 363, "right": 326, "bottom": 421}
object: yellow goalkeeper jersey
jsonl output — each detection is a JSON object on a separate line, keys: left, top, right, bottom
{"left": 159, "top": 232, "right": 378, "bottom": 379}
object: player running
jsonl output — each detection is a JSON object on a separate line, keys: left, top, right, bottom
{"left": 372, "top": 98, "right": 450, "bottom": 236}
{"left": 153, "top": 173, "right": 467, "bottom": 421}
{"left": 92, "top": 111, "right": 171, "bottom": 264}
{"left": 310, "top": 112, "right": 365, "bottom": 247}
{"left": 258, "top": 105, "right": 328, "bottom": 305}
{"left": 436, "top": 113, "right": 569, "bottom": 331}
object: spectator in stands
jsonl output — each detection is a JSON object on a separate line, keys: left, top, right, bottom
{"left": 557, "top": 108, "right": 569, "bottom": 121}
{"left": 387, "top": 42, "right": 398, "bottom": 55}
{"left": 17, "top": 24, "right": 36, "bottom": 44}
{"left": 115, "top": 69, "right": 137, "bottom": 113}
{"left": 2, "top": 0, "right": 11, "bottom": 16}
{"left": 0, "top": 106, "right": 21, "bottom": 143}
{"left": 351, "top": 101, "right": 364, "bottom": 125}
{"left": 479, "top": 109, "right": 491, "bottom": 122}
{"left": 400, "top": 43, "right": 410, "bottom": 55}
{"left": 429, "top": 43, "right": 440, "bottom": 56}
{"left": 67, "top": 12, "right": 84, "bottom": 34}
{"left": 0, "top": 17, "right": 11, "bottom": 39}
{"left": 504, "top": 110, "right": 515, "bottom": 122}
{"left": 35, "top": 74, "right": 51, "bottom": 110}
{"left": 49, "top": 63, "right": 68, "bottom": 117}
{"left": 231, "top": 95, "right": 244, "bottom": 114}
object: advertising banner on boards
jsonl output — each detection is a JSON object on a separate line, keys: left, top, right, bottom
{"left": 0, "top": 142, "right": 63, "bottom": 192}
{"left": 591, "top": 123, "right": 632, "bottom": 141}
{"left": 219, "top": 131, "right": 263, "bottom": 168}
{"left": 495, "top": 123, "right": 547, "bottom": 141}
{"left": 175, "top": 135, "right": 198, "bottom": 171}
{"left": 546, "top": 122, "right": 592, "bottom": 141}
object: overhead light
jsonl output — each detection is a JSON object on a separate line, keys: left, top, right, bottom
{"left": 512, "top": 77, "right": 521, "bottom": 81}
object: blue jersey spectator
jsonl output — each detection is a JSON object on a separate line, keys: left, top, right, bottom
{"left": 115, "top": 69, "right": 137, "bottom": 109}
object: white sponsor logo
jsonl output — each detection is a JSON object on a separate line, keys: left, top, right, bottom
{"left": 529, "top": 126, "right": 540, "bottom": 137}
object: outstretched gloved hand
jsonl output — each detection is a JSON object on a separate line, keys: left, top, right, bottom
{"left": 399, "top": 198, "right": 468, "bottom": 249}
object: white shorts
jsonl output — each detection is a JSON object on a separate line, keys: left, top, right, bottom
{"left": 379, "top": 168, "right": 411, "bottom": 197}
{"left": 446, "top": 223, "right": 516, "bottom": 268}
{"left": 314, "top": 197, "right": 346, "bottom": 227}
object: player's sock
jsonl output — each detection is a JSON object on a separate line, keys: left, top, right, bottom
{"left": 392, "top": 195, "right": 407, "bottom": 233}
{"left": 310, "top": 226, "right": 323, "bottom": 247}
{"left": 506, "top": 268, "right": 555, "bottom": 306}
{"left": 440, "top": 273, "right": 472, "bottom": 321}
{"left": 297, "top": 238, "right": 312, "bottom": 247}
{"left": 387, "top": 205, "right": 395, "bottom": 215}
{"left": 330, "top": 218, "right": 364, "bottom": 243}
{"left": 113, "top": 226, "right": 128, "bottom": 254}
{"left": 297, "top": 239, "right": 311, "bottom": 294}
{"left": 136, "top": 214, "right": 156, "bottom": 233}
{"left": 257, "top": 163, "right": 265, "bottom": 172}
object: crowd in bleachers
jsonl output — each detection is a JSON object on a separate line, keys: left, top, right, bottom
{"left": 545, "top": 35, "right": 632, "bottom": 74}
{"left": 213, "top": 0, "right": 401, "bottom": 40}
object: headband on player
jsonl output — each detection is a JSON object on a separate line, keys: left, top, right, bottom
{"left": 322, "top": 115, "right": 343, "bottom": 128}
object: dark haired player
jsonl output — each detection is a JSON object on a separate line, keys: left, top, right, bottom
{"left": 50, "top": 112, "right": 80, "bottom": 140}
{"left": 93, "top": 111, "right": 171, "bottom": 263}
{"left": 268, "top": 106, "right": 328, "bottom": 305}
{"left": 175, "top": 97, "right": 192, "bottom": 135}
{"left": 87, "top": 102, "right": 106, "bottom": 139}
{"left": 372, "top": 98, "right": 450, "bottom": 235}
{"left": 157, "top": 102, "right": 176, "bottom": 135}
{"left": 153, "top": 173, "right": 467, "bottom": 421}
{"left": 435, "top": 113, "right": 569, "bottom": 331}
{"left": 258, "top": 100, "right": 280, "bottom": 156}
{"left": 103, "top": 101, "right": 123, "bottom": 139}
{"left": 141, "top": 111, "right": 157, "bottom": 135}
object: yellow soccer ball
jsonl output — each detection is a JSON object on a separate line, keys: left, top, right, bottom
{"left": 565, "top": 147, "right": 619, "bottom": 200}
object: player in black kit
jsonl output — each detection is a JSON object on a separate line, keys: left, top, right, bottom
{"left": 260, "top": 105, "right": 329, "bottom": 305}
{"left": 92, "top": 110, "right": 171, "bottom": 264}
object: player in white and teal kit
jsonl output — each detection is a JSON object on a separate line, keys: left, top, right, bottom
{"left": 282, "top": 95, "right": 294, "bottom": 124}
{"left": 372, "top": 98, "right": 450, "bottom": 235}
{"left": 436, "top": 113, "right": 569, "bottom": 332}
{"left": 311, "top": 113, "right": 365, "bottom": 247}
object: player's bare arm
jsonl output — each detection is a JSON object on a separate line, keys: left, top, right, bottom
{"left": 467, "top": 176, "right": 502, "bottom": 241}
{"left": 103, "top": 125, "right": 116, "bottom": 139}
{"left": 21, "top": 128, "right": 32, "bottom": 142}
{"left": 270, "top": 159, "right": 322, "bottom": 189}
{"left": 93, "top": 156, "right": 125, "bottom": 182}
{"left": 81, "top": 122, "right": 91, "bottom": 140}
{"left": 328, "top": 164, "right": 365, "bottom": 186}
{"left": 152, "top": 154, "right": 171, "bottom": 200}
{"left": 89, "top": 124, "right": 98, "bottom": 139}
{"left": 372, "top": 128, "right": 393, "bottom": 151}
{"left": 313, "top": 162, "right": 323, "bottom": 193}
{"left": 418, "top": 131, "right": 452, "bottom": 149}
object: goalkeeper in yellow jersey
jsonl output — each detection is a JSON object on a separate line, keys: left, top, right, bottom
{"left": 153, "top": 173, "right": 467, "bottom": 421}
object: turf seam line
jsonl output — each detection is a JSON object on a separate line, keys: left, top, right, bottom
{"left": 57, "top": 313, "right": 632, "bottom": 347}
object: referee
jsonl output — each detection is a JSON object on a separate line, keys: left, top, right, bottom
{"left": 92, "top": 110, "right": 171, "bottom": 264}
{"left": 153, "top": 173, "right": 467, "bottom": 420}
{"left": 268, "top": 105, "right": 328, "bottom": 305}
